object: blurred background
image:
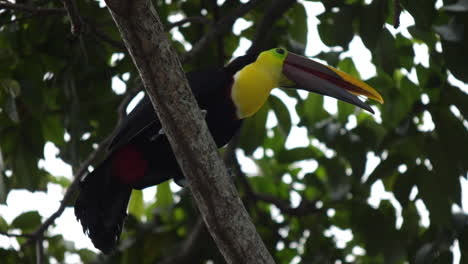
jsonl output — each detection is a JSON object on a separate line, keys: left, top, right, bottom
{"left": 0, "top": 0, "right": 467, "bottom": 263}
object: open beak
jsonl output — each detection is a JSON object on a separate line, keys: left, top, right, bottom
{"left": 282, "top": 53, "right": 384, "bottom": 114}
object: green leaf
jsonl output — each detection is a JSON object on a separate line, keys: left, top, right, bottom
{"left": 317, "top": 7, "right": 355, "bottom": 48}
{"left": 78, "top": 249, "right": 97, "bottom": 263}
{"left": 155, "top": 181, "right": 173, "bottom": 210}
{"left": 297, "top": 93, "right": 328, "bottom": 127}
{"left": 374, "top": 28, "right": 397, "bottom": 75}
{"left": 48, "top": 235, "right": 67, "bottom": 262}
{"left": 268, "top": 95, "right": 291, "bottom": 137}
{"left": 11, "top": 211, "right": 41, "bottom": 233}
{"left": 277, "top": 147, "right": 319, "bottom": 164}
{"left": 338, "top": 57, "right": 361, "bottom": 79}
{"left": 239, "top": 103, "right": 269, "bottom": 155}
{"left": 0, "top": 79, "right": 21, "bottom": 98}
{"left": 393, "top": 170, "right": 415, "bottom": 208}
{"left": 0, "top": 216, "right": 8, "bottom": 231}
{"left": 4, "top": 96, "right": 19, "bottom": 123}
{"left": 337, "top": 101, "right": 354, "bottom": 123}
{"left": 287, "top": 3, "right": 308, "bottom": 53}
{"left": 359, "top": 0, "right": 388, "bottom": 50}
{"left": 128, "top": 190, "right": 144, "bottom": 219}
{"left": 415, "top": 166, "right": 451, "bottom": 225}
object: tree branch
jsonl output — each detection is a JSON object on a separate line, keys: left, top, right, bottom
{"left": 60, "top": 0, "right": 84, "bottom": 36}
{"left": 0, "top": 231, "right": 35, "bottom": 238}
{"left": 167, "top": 16, "right": 212, "bottom": 31}
{"left": 103, "top": 0, "right": 274, "bottom": 263}
{"left": 159, "top": 217, "right": 206, "bottom": 264}
{"left": 23, "top": 89, "right": 139, "bottom": 246}
{"left": 224, "top": 139, "right": 323, "bottom": 217}
{"left": 0, "top": 2, "right": 65, "bottom": 15}
{"left": 393, "top": 0, "right": 401, "bottom": 29}
{"left": 35, "top": 238, "right": 44, "bottom": 264}
{"left": 248, "top": 0, "right": 297, "bottom": 54}
{"left": 181, "top": 0, "right": 265, "bottom": 63}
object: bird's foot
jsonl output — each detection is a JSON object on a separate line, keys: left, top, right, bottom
{"left": 149, "top": 129, "right": 164, "bottom": 141}
{"left": 201, "top": 109, "right": 207, "bottom": 119}
{"left": 174, "top": 178, "right": 187, "bottom": 188}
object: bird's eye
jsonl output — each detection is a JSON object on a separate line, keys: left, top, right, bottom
{"left": 276, "top": 48, "right": 285, "bottom": 55}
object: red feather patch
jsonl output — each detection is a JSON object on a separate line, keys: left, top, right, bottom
{"left": 111, "top": 145, "right": 148, "bottom": 185}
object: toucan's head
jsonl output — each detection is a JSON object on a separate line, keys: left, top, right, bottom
{"left": 230, "top": 48, "right": 384, "bottom": 119}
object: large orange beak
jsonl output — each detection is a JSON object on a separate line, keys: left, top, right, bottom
{"left": 282, "top": 53, "right": 383, "bottom": 113}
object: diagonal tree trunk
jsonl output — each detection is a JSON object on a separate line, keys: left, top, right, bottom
{"left": 103, "top": 0, "right": 275, "bottom": 263}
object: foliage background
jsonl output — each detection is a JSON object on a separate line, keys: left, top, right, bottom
{"left": 0, "top": 0, "right": 467, "bottom": 263}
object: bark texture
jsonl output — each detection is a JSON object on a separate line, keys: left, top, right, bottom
{"left": 103, "top": 0, "right": 275, "bottom": 263}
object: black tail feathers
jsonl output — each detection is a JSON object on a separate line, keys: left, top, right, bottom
{"left": 74, "top": 162, "right": 132, "bottom": 254}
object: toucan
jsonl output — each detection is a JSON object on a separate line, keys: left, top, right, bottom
{"left": 74, "top": 48, "right": 383, "bottom": 253}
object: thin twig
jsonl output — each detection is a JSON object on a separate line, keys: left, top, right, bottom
{"left": 0, "top": 231, "right": 35, "bottom": 238}
{"left": 167, "top": 16, "right": 212, "bottom": 31}
{"left": 0, "top": 2, "right": 65, "bottom": 15}
{"left": 224, "top": 137, "right": 322, "bottom": 217}
{"left": 393, "top": 0, "right": 401, "bottom": 29}
{"left": 60, "top": 0, "right": 84, "bottom": 36}
{"left": 181, "top": 0, "right": 265, "bottom": 63}
{"left": 24, "top": 89, "right": 139, "bottom": 246}
{"left": 248, "top": 0, "right": 297, "bottom": 54}
{"left": 36, "top": 238, "right": 44, "bottom": 264}
{"left": 159, "top": 217, "right": 205, "bottom": 264}
{"left": 211, "top": 0, "right": 225, "bottom": 67}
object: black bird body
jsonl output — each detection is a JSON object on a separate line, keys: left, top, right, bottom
{"left": 74, "top": 58, "right": 252, "bottom": 253}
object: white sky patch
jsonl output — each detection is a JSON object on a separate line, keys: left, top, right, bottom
{"left": 112, "top": 76, "right": 126, "bottom": 95}
{"left": 345, "top": 115, "right": 357, "bottom": 130}
{"left": 415, "top": 199, "right": 431, "bottom": 227}
{"left": 142, "top": 186, "right": 157, "bottom": 203}
{"left": 233, "top": 37, "right": 252, "bottom": 57}
{"left": 385, "top": 11, "right": 415, "bottom": 39}
{"left": 296, "top": 160, "right": 318, "bottom": 180}
{"left": 285, "top": 127, "right": 309, "bottom": 149}
{"left": 371, "top": 106, "right": 382, "bottom": 124}
{"left": 324, "top": 226, "right": 353, "bottom": 249}
{"left": 168, "top": 13, "right": 192, "bottom": 51}
{"left": 271, "top": 89, "right": 300, "bottom": 124}
{"left": 413, "top": 43, "right": 430, "bottom": 67}
{"left": 417, "top": 111, "right": 435, "bottom": 132}
{"left": 290, "top": 191, "right": 301, "bottom": 208}
{"left": 448, "top": 72, "right": 468, "bottom": 94}
{"left": 232, "top": 18, "right": 253, "bottom": 36}
{"left": 110, "top": 53, "right": 125, "bottom": 66}
{"left": 401, "top": 67, "right": 419, "bottom": 85}
{"left": 421, "top": 94, "right": 430, "bottom": 105}
{"left": 126, "top": 91, "right": 145, "bottom": 114}
{"left": 341, "top": 36, "right": 376, "bottom": 79}
{"left": 266, "top": 111, "right": 278, "bottom": 129}
{"left": 253, "top": 147, "right": 264, "bottom": 160}
{"left": 367, "top": 180, "right": 404, "bottom": 229}
{"left": 409, "top": 186, "right": 419, "bottom": 200}
{"left": 303, "top": 2, "right": 327, "bottom": 57}
{"left": 362, "top": 152, "right": 380, "bottom": 182}
{"left": 97, "top": 0, "right": 106, "bottom": 8}
{"left": 40, "top": 142, "right": 73, "bottom": 179}
{"left": 461, "top": 177, "right": 468, "bottom": 212}
{"left": 453, "top": 240, "right": 461, "bottom": 264}
{"left": 236, "top": 149, "right": 259, "bottom": 175}
{"left": 323, "top": 97, "right": 338, "bottom": 115}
